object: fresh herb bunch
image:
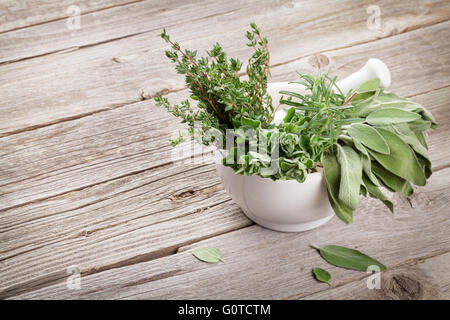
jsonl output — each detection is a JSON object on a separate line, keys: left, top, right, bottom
{"left": 156, "top": 24, "right": 436, "bottom": 223}
{"left": 322, "top": 78, "right": 437, "bottom": 223}
{"left": 155, "top": 23, "right": 272, "bottom": 146}
{"left": 223, "top": 72, "right": 353, "bottom": 182}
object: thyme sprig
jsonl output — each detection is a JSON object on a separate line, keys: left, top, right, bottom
{"left": 155, "top": 23, "right": 273, "bottom": 145}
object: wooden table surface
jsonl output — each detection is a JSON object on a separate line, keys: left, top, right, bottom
{"left": 1, "top": 0, "right": 449, "bottom": 300}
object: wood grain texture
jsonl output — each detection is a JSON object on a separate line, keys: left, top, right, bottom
{"left": 1, "top": 23, "right": 449, "bottom": 211}
{"left": 0, "top": 0, "right": 141, "bottom": 33}
{"left": 303, "top": 252, "right": 450, "bottom": 300}
{"left": 3, "top": 0, "right": 449, "bottom": 63}
{"left": 10, "top": 165, "right": 450, "bottom": 299}
{"left": 0, "top": 1, "right": 449, "bottom": 136}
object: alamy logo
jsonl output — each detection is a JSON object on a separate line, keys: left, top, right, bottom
{"left": 366, "top": 265, "right": 382, "bottom": 289}
{"left": 66, "top": 5, "right": 81, "bottom": 30}
{"left": 367, "top": 5, "right": 381, "bottom": 31}
{"left": 66, "top": 265, "right": 81, "bottom": 290}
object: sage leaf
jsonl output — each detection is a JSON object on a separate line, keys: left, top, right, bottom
{"left": 369, "top": 128, "right": 426, "bottom": 186}
{"left": 417, "top": 154, "right": 432, "bottom": 179}
{"left": 357, "top": 78, "right": 380, "bottom": 93}
{"left": 366, "top": 108, "right": 421, "bottom": 126}
{"left": 353, "top": 139, "right": 380, "bottom": 186}
{"left": 391, "top": 121, "right": 430, "bottom": 149}
{"left": 354, "top": 91, "right": 422, "bottom": 117}
{"left": 352, "top": 137, "right": 368, "bottom": 156}
{"left": 415, "top": 131, "right": 428, "bottom": 149}
{"left": 371, "top": 162, "right": 414, "bottom": 197}
{"left": 348, "top": 123, "right": 390, "bottom": 154}
{"left": 408, "top": 119, "right": 432, "bottom": 132}
{"left": 314, "top": 245, "right": 387, "bottom": 272}
{"left": 390, "top": 124, "right": 431, "bottom": 169}
{"left": 192, "top": 248, "right": 224, "bottom": 263}
{"left": 360, "top": 152, "right": 380, "bottom": 186}
{"left": 362, "top": 175, "right": 394, "bottom": 213}
{"left": 323, "top": 152, "right": 353, "bottom": 224}
{"left": 336, "top": 145, "right": 362, "bottom": 210}
{"left": 312, "top": 268, "right": 331, "bottom": 285}
{"left": 421, "top": 108, "right": 437, "bottom": 129}
{"left": 368, "top": 91, "right": 437, "bottom": 128}
{"left": 360, "top": 182, "right": 368, "bottom": 197}
{"left": 351, "top": 138, "right": 380, "bottom": 186}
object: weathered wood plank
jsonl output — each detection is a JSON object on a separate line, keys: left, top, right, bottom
{"left": 0, "top": 0, "right": 141, "bottom": 33}
{"left": 0, "top": 1, "right": 448, "bottom": 135}
{"left": 0, "top": 0, "right": 255, "bottom": 63}
{"left": 0, "top": 162, "right": 226, "bottom": 259}
{"left": 3, "top": 0, "right": 448, "bottom": 63}
{"left": 1, "top": 24, "right": 449, "bottom": 211}
{"left": 10, "top": 166, "right": 450, "bottom": 299}
{"left": 302, "top": 252, "right": 450, "bottom": 300}
{"left": 0, "top": 199, "right": 251, "bottom": 299}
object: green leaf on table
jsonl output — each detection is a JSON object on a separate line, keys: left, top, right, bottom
{"left": 362, "top": 175, "right": 394, "bottom": 213}
{"left": 192, "top": 248, "right": 224, "bottom": 263}
{"left": 336, "top": 145, "right": 362, "bottom": 210}
{"left": 323, "top": 152, "right": 354, "bottom": 224}
{"left": 313, "top": 245, "right": 387, "bottom": 272}
{"left": 369, "top": 128, "right": 426, "bottom": 186}
{"left": 312, "top": 268, "right": 331, "bottom": 285}
{"left": 366, "top": 108, "right": 421, "bottom": 126}
{"left": 371, "top": 162, "right": 414, "bottom": 197}
{"left": 347, "top": 123, "right": 390, "bottom": 154}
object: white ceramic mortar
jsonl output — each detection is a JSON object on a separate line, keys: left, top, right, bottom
{"left": 217, "top": 59, "right": 391, "bottom": 232}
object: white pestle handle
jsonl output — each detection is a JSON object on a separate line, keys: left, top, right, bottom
{"left": 335, "top": 58, "right": 391, "bottom": 95}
